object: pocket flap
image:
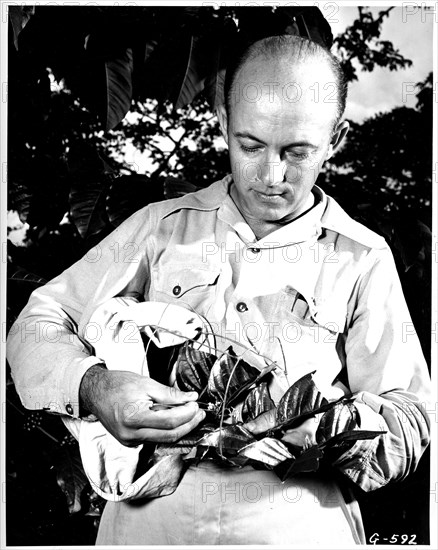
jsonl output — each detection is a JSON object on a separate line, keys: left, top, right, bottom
{"left": 312, "top": 302, "right": 347, "bottom": 334}
{"left": 153, "top": 266, "right": 220, "bottom": 298}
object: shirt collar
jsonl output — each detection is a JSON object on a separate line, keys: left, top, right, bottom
{"left": 217, "top": 177, "right": 327, "bottom": 246}
{"left": 161, "top": 174, "right": 328, "bottom": 246}
{"left": 160, "top": 175, "right": 230, "bottom": 218}
{"left": 159, "top": 174, "right": 385, "bottom": 249}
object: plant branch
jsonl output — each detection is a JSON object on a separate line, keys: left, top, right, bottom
{"left": 150, "top": 129, "right": 188, "bottom": 179}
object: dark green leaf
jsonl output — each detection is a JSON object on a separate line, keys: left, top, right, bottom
{"left": 54, "top": 445, "right": 88, "bottom": 514}
{"left": 69, "top": 179, "right": 109, "bottom": 239}
{"left": 164, "top": 177, "right": 198, "bottom": 199}
{"left": 68, "top": 145, "right": 113, "bottom": 239}
{"left": 276, "top": 371, "right": 328, "bottom": 426}
{"left": 316, "top": 401, "right": 359, "bottom": 443}
{"left": 207, "top": 347, "right": 275, "bottom": 407}
{"left": 85, "top": 490, "right": 106, "bottom": 517}
{"left": 203, "top": 18, "right": 237, "bottom": 109}
{"left": 175, "top": 344, "right": 216, "bottom": 393}
{"left": 278, "top": 7, "right": 333, "bottom": 49}
{"left": 8, "top": 182, "right": 32, "bottom": 223}
{"left": 174, "top": 36, "right": 206, "bottom": 110}
{"left": 8, "top": 266, "right": 47, "bottom": 287}
{"left": 238, "top": 437, "right": 293, "bottom": 467}
{"left": 105, "top": 48, "right": 133, "bottom": 131}
{"left": 9, "top": 6, "right": 35, "bottom": 50}
{"left": 145, "top": 454, "right": 187, "bottom": 498}
{"left": 204, "top": 49, "right": 226, "bottom": 109}
{"left": 226, "top": 361, "right": 277, "bottom": 409}
{"left": 208, "top": 348, "right": 251, "bottom": 399}
{"left": 274, "top": 445, "right": 324, "bottom": 481}
{"left": 152, "top": 439, "right": 196, "bottom": 462}
{"left": 197, "top": 423, "right": 255, "bottom": 453}
{"left": 144, "top": 40, "right": 158, "bottom": 64}
{"left": 275, "top": 429, "right": 385, "bottom": 481}
{"left": 106, "top": 174, "right": 162, "bottom": 227}
{"left": 153, "top": 423, "right": 215, "bottom": 462}
{"left": 242, "top": 381, "right": 275, "bottom": 422}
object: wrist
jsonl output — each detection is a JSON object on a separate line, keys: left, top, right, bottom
{"left": 79, "top": 363, "right": 107, "bottom": 417}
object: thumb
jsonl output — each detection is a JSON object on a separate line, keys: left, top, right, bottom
{"left": 244, "top": 408, "right": 277, "bottom": 435}
{"left": 146, "top": 378, "right": 199, "bottom": 404}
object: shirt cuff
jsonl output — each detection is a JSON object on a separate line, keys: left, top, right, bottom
{"left": 43, "top": 355, "right": 105, "bottom": 418}
{"left": 331, "top": 395, "right": 389, "bottom": 491}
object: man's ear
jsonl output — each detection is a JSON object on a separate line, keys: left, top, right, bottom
{"left": 326, "top": 120, "right": 349, "bottom": 160}
{"left": 216, "top": 104, "right": 229, "bottom": 145}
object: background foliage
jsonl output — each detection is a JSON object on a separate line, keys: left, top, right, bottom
{"left": 6, "top": 5, "right": 432, "bottom": 545}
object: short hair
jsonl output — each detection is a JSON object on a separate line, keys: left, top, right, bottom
{"left": 224, "top": 35, "right": 348, "bottom": 130}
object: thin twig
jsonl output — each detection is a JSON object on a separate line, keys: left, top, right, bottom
{"left": 276, "top": 336, "right": 288, "bottom": 377}
{"left": 218, "top": 354, "right": 246, "bottom": 458}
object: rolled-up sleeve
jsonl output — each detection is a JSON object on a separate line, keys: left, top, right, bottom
{"left": 6, "top": 207, "right": 152, "bottom": 418}
{"left": 333, "top": 247, "right": 431, "bottom": 491}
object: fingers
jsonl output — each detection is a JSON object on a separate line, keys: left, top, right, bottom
{"left": 244, "top": 409, "right": 277, "bottom": 435}
{"left": 281, "top": 416, "right": 321, "bottom": 447}
{"left": 146, "top": 377, "right": 199, "bottom": 404}
{"left": 125, "top": 400, "right": 201, "bottom": 430}
{"left": 281, "top": 430, "right": 311, "bottom": 447}
{"left": 129, "top": 408, "right": 207, "bottom": 445}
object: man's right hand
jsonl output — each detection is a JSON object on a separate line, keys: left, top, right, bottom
{"left": 79, "top": 365, "right": 205, "bottom": 447}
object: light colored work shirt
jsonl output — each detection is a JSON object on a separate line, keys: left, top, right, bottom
{"left": 7, "top": 175, "right": 431, "bottom": 543}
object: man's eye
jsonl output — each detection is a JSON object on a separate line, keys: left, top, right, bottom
{"left": 285, "top": 150, "right": 311, "bottom": 161}
{"left": 240, "top": 145, "right": 261, "bottom": 154}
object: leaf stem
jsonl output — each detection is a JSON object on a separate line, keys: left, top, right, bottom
{"left": 218, "top": 354, "right": 246, "bottom": 458}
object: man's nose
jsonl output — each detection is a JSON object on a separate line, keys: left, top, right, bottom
{"left": 259, "top": 157, "right": 286, "bottom": 187}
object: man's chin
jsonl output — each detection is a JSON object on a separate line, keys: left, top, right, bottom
{"left": 253, "top": 204, "right": 298, "bottom": 222}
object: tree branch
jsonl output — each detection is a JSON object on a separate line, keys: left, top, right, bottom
{"left": 377, "top": 7, "right": 394, "bottom": 23}
{"left": 150, "top": 129, "right": 188, "bottom": 179}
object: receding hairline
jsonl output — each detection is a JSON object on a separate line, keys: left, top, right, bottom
{"left": 224, "top": 35, "right": 348, "bottom": 129}
{"left": 227, "top": 35, "right": 337, "bottom": 89}
{"left": 231, "top": 52, "right": 337, "bottom": 94}
{"left": 242, "top": 35, "right": 333, "bottom": 65}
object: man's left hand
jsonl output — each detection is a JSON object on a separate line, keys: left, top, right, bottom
{"left": 244, "top": 410, "right": 323, "bottom": 449}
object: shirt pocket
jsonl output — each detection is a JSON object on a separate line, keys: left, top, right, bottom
{"left": 150, "top": 266, "right": 221, "bottom": 315}
{"left": 278, "top": 286, "right": 347, "bottom": 339}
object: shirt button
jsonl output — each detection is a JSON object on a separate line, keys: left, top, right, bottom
{"left": 65, "top": 404, "right": 74, "bottom": 415}
{"left": 172, "top": 285, "right": 182, "bottom": 296}
{"left": 236, "top": 302, "right": 248, "bottom": 313}
{"left": 249, "top": 247, "right": 261, "bottom": 254}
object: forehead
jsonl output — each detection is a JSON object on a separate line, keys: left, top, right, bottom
{"left": 228, "top": 56, "right": 338, "bottom": 137}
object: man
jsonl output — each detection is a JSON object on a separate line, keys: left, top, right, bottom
{"left": 7, "top": 35, "right": 430, "bottom": 545}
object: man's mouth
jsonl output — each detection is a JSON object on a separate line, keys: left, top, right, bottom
{"left": 254, "top": 190, "right": 285, "bottom": 201}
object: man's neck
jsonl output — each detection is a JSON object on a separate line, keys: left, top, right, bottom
{"left": 230, "top": 186, "right": 316, "bottom": 241}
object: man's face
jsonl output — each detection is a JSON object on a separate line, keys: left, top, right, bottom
{"left": 220, "top": 57, "right": 347, "bottom": 229}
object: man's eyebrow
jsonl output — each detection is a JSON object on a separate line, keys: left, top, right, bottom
{"left": 234, "top": 132, "right": 266, "bottom": 144}
{"left": 234, "top": 132, "right": 317, "bottom": 149}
